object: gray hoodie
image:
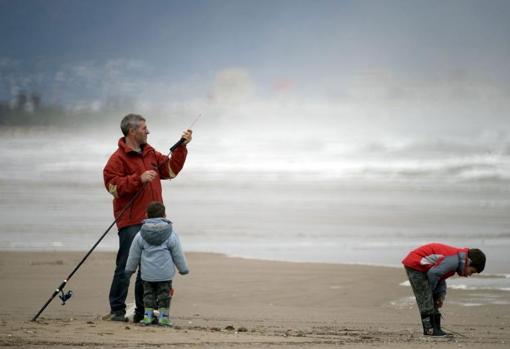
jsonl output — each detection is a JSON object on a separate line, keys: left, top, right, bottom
{"left": 125, "top": 218, "right": 189, "bottom": 282}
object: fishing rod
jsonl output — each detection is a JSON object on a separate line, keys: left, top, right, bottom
{"left": 31, "top": 115, "right": 201, "bottom": 322}
{"left": 170, "top": 114, "right": 201, "bottom": 151}
{"left": 31, "top": 184, "right": 146, "bottom": 322}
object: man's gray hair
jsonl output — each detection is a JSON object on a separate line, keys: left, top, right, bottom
{"left": 120, "top": 114, "right": 146, "bottom": 136}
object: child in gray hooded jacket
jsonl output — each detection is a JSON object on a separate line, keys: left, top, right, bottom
{"left": 125, "top": 202, "right": 189, "bottom": 326}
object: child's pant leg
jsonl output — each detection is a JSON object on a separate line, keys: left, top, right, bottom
{"left": 155, "top": 280, "right": 173, "bottom": 309}
{"left": 405, "top": 267, "right": 435, "bottom": 315}
{"left": 142, "top": 281, "right": 157, "bottom": 309}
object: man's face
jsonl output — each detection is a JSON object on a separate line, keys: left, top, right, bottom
{"left": 132, "top": 121, "right": 149, "bottom": 145}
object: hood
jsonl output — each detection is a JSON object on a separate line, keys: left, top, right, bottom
{"left": 140, "top": 218, "right": 172, "bottom": 246}
{"left": 457, "top": 251, "right": 468, "bottom": 276}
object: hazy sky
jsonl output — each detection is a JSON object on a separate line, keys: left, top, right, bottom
{"left": 1, "top": 0, "right": 509, "bottom": 137}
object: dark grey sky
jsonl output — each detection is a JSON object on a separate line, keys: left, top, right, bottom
{"left": 1, "top": 0, "right": 509, "bottom": 136}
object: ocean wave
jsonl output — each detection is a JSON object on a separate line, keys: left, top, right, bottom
{"left": 447, "top": 284, "right": 510, "bottom": 291}
{"left": 357, "top": 139, "right": 510, "bottom": 158}
{"left": 400, "top": 276, "right": 510, "bottom": 292}
{"left": 2, "top": 129, "right": 510, "bottom": 184}
{"left": 184, "top": 136, "right": 510, "bottom": 183}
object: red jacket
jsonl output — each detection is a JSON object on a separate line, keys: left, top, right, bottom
{"left": 402, "top": 243, "right": 468, "bottom": 279}
{"left": 103, "top": 137, "right": 187, "bottom": 230}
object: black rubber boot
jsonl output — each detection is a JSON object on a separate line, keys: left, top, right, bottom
{"left": 431, "top": 313, "right": 448, "bottom": 337}
{"left": 421, "top": 313, "right": 433, "bottom": 335}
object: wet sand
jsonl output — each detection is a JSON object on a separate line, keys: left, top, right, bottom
{"left": 0, "top": 251, "right": 508, "bottom": 348}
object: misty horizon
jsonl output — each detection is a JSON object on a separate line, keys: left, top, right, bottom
{"left": 1, "top": 0, "right": 510, "bottom": 140}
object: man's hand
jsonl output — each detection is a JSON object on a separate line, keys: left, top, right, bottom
{"left": 182, "top": 129, "right": 193, "bottom": 145}
{"left": 141, "top": 170, "right": 158, "bottom": 183}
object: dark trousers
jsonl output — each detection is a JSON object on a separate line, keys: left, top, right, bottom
{"left": 142, "top": 280, "right": 173, "bottom": 309}
{"left": 405, "top": 267, "right": 440, "bottom": 316}
{"left": 109, "top": 224, "right": 144, "bottom": 316}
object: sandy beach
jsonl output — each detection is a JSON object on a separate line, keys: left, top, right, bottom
{"left": 0, "top": 251, "right": 508, "bottom": 348}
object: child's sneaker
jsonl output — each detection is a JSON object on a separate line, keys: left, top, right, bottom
{"left": 158, "top": 317, "right": 173, "bottom": 327}
{"left": 141, "top": 308, "right": 154, "bottom": 326}
{"left": 158, "top": 308, "right": 172, "bottom": 327}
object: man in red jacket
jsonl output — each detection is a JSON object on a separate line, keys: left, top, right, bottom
{"left": 103, "top": 113, "right": 192, "bottom": 322}
{"left": 402, "top": 243, "right": 486, "bottom": 337}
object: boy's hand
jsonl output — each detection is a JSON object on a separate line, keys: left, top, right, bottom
{"left": 435, "top": 297, "right": 444, "bottom": 308}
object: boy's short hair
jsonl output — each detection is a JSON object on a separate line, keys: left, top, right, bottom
{"left": 147, "top": 201, "right": 165, "bottom": 218}
{"left": 468, "top": 249, "right": 486, "bottom": 273}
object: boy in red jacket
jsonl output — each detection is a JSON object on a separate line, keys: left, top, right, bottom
{"left": 402, "top": 243, "right": 486, "bottom": 337}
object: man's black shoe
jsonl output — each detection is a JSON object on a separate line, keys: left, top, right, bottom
{"left": 109, "top": 312, "right": 128, "bottom": 322}
{"left": 133, "top": 312, "right": 144, "bottom": 323}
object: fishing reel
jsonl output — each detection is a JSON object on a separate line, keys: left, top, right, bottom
{"left": 59, "top": 289, "right": 73, "bottom": 305}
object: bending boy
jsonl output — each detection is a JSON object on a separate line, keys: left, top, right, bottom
{"left": 402, "top": 242, "right": 486, "bottom": 337}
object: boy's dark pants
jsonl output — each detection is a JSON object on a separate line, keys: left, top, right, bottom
{"left": 109, "top": 224, "right": 144, "bottom": 317}
{"left": 143, "top": 280, "right": 173, "bottom": 309}
{"left": 405, "top": 267, "right": 440, "bottom": 316}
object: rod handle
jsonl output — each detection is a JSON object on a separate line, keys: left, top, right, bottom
{"left": 169, "top": 138, "right": 185, "bottom": 152}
